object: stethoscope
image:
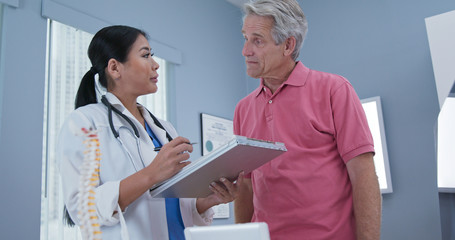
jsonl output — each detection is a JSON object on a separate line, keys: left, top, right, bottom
{"left": 101, "top": 95, "right": 173, "bottom": 171}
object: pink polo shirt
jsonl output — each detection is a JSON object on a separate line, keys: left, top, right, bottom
{"left": 233, "top": 62, "right": 374, "bottom": 240}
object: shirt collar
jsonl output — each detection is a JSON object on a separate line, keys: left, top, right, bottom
{"left": 254, "top": 61, "right": 309, "bottom": 97}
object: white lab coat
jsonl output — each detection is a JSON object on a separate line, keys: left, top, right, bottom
{"left": 58, "top": 93, "right": 213, "bottom": 240}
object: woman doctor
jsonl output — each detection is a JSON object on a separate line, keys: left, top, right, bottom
{"left": 58, "top": 25, "right": 241, "bottom": 239}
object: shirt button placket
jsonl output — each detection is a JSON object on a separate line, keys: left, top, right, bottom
{"left": 265, "top": 98, "right": 273, "bottom": 122}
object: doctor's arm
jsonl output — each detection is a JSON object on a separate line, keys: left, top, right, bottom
{"left": 346, "top": 152, "right": 382, "bottom": 240}
{"left": 118, "top": 137, "right": 193, "bottom": 210}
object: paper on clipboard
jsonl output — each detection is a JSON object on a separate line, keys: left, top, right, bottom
{"left": 149, "top": 135, "right": 287, "bottom": 198}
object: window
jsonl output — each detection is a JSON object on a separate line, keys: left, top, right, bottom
{"left": 40, "top": 20, "right": 169, "bottom": 240}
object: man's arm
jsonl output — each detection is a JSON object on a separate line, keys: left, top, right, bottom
{"left": 346, "top": 152, "right": 382, "bottom": 240}
{"left": 234, "top": 177, "right": 254, "bottom": 223}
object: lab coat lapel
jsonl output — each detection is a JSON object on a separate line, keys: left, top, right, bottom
{"left": 138, "top": 104, "right": 169, "bottom": 145}
{"left": 148, "top": 117, "right": 169, "bottom": 145}
{"left": 156, "top": 124, "right": 169, "bottom": 145}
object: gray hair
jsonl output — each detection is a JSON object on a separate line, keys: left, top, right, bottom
{"left": 243, "top": 0, "right": 308, "bottom": 60}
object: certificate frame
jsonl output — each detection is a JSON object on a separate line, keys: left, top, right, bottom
{"left": 200, "top": 113, "right": 235, "bottom": 156}
{"left": 199, "top": 113, "right": 235, "bottom": 218}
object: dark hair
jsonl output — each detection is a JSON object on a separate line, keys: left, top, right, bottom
{"left": 74, "top": 25, "right": 149, "bottom": 109}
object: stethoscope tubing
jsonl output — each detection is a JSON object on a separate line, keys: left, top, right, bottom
{"left": 100, "top": 95, "right": 173, "bottom": 172}
{"left": 116, "top": 128, "right": 145, "bottom": 172}
{"left": 101, "top": 95, "right": 172, "bottom": 141}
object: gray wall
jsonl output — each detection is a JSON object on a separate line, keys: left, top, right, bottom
{"left": 440, "top": 193, "right": 455, "bottom": 239}
{"left": 0, "top": 1, "right": 47, "bottom": 239}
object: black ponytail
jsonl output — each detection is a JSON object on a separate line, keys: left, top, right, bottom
{"left": 74, "top": 68, "right": 98, "bottom": 109}
{"left": 63, "top": 205, "right": 75, "bottom": 227}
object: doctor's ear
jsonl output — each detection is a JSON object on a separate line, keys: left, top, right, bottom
{"left": 107, "top": 58, "right": 122, "bottom": 80}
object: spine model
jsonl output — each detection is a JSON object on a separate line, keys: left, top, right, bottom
{"left": 77, "top": 127, "right": 102, "bottom": 240}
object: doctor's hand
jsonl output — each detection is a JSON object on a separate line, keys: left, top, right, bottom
{"left": 146, "top": 136, "right": 193, "bottom": 185}
{"left": 195, "top": 172, "right": 245, "bottom": 214}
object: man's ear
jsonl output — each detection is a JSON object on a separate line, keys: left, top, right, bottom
{"left": 283, "top": 36, "right": 296, "bottom": 57}
{"left": 107, "top": 58, "right": 121, "bottom": 80}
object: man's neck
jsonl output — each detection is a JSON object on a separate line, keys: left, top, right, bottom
{"left": 263, "top": 61, "right": 297, "bottom": 94}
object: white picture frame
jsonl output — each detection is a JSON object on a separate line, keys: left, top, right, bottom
{"left": 361, "top": 96, "right": 393, "bottom": 194}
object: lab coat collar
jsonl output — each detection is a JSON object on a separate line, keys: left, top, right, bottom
{"left": 103, "top": 93, "right": 169, "bottom": 144}
{"left": 139, "top": 106, "right": 169, "bottom": 145}
{"left": 104, "top": 92, "right": 127, "bottom": 112}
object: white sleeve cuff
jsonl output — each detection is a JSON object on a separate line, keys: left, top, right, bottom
{"left": 94, "top": 180, "right": 124, "bottom": 226}
{"left": 192, "top": 199, "right": 214, "bottom": 226}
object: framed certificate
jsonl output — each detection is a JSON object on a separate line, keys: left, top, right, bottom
{"left": 200, "top": 113, "right": 235, "bottom": 156}
{"left": 199, "top": 113, "right": 236, "bottom": 218}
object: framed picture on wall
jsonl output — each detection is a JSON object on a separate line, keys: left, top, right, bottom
{"left": 200, "top": 113, "right": 235, "bottom": 218}
{"left": 361, "top": 96, "right": 393, "bottom": 194}
{"left": 200, "top": 113, "right": 235, "bottom": 156}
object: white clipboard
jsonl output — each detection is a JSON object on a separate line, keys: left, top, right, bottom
{"left": 149, "top": 135, "right": 287, "bottom": 198}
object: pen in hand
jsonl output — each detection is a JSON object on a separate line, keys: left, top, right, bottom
{"left": 154, "top": 142, "right": 197, "bottom": 152}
